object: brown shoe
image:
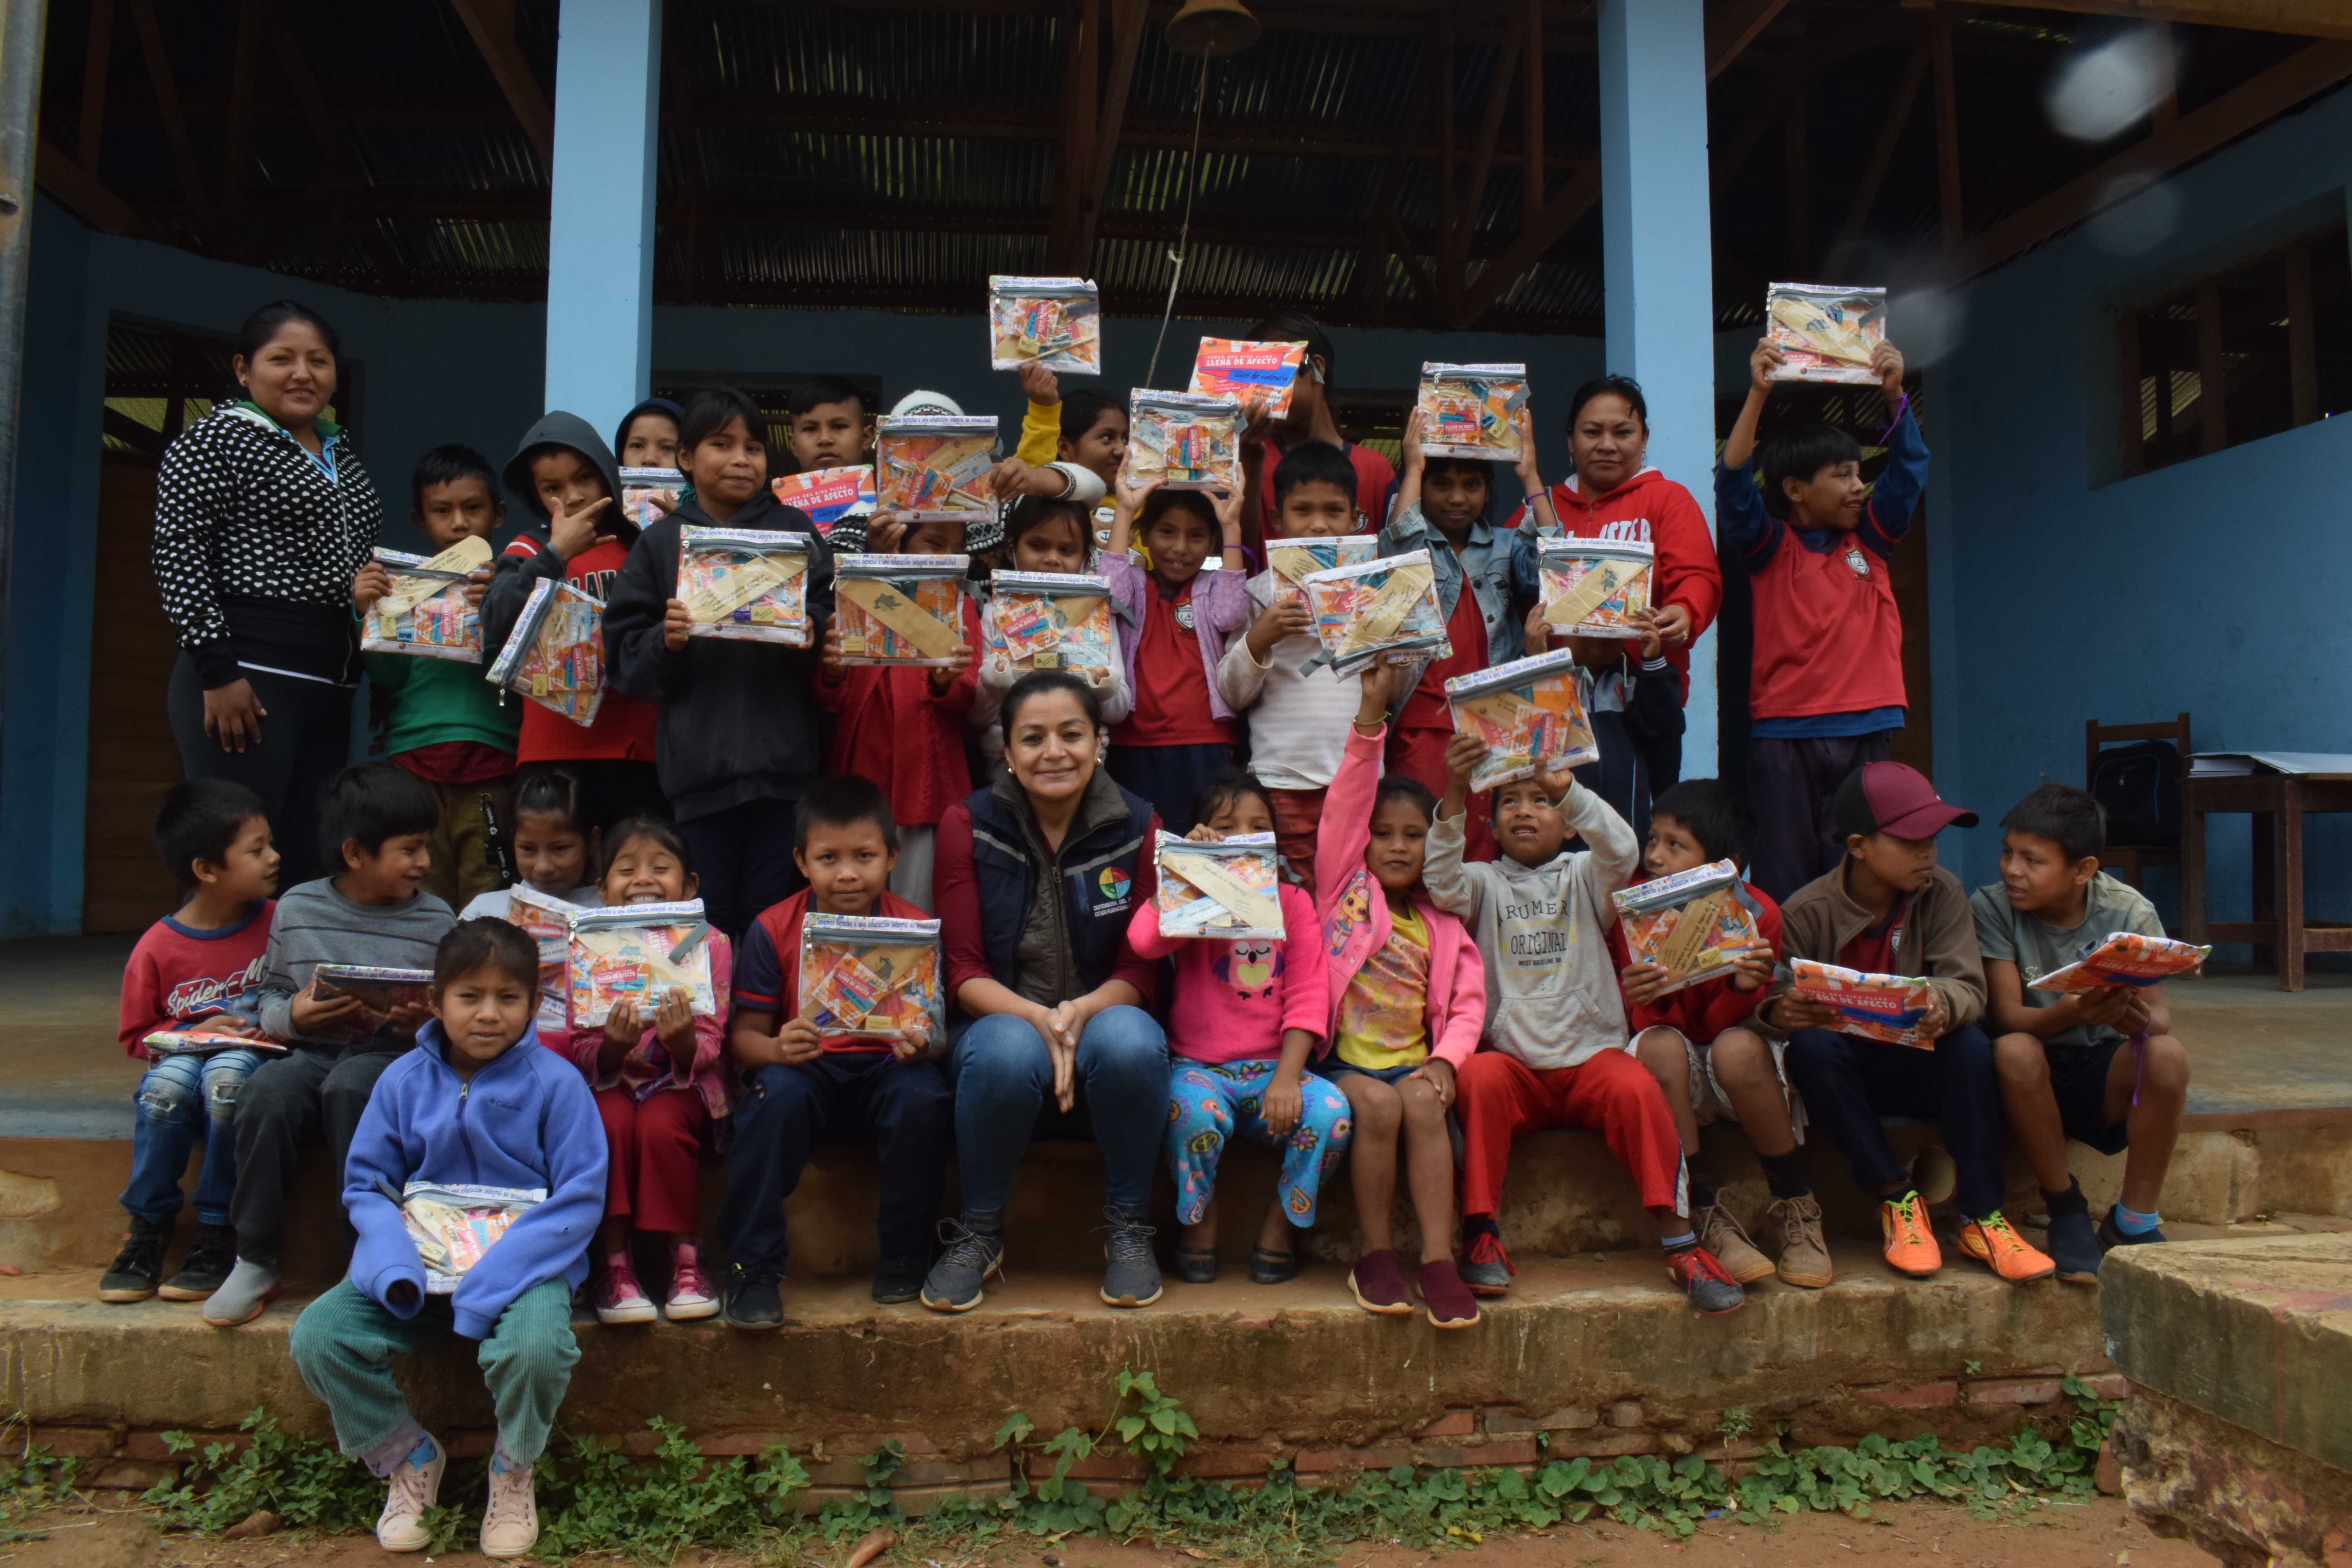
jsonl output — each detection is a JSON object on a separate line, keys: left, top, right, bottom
{"left": 1771, "top": 1194, "right": 1833, "bottom": 1289}
{"left": 1695, "top": 1203, "right": 1775, "bottom": 1285}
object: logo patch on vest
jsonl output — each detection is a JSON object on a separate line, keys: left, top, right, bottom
{"left": 1845, "top": 547, "right": 1869, "bottom": 578}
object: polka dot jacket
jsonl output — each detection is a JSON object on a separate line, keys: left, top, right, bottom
{"left": 151, "top": 403, "right": 383, "bottom": 686}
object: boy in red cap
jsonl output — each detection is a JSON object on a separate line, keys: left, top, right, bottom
{"left": 1752, "top": 762, "right": 2055, "bottom": 1285}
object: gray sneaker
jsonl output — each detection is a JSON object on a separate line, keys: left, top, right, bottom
{"left": 1100, "top": 1207, "right": 1163, "bottom": 1308}
{"left": 919, "top": 1213, "right": 1005, "bottom": 1313}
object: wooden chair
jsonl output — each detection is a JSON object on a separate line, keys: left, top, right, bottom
{"left": 2086, "top": 713, "right": 2190, "bottom": 894}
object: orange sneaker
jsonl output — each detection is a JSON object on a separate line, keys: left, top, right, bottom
{"left": 1879, "top": 1191, "right": 1941, "bottom": 1277}
{"left": 1956, "top": 1211, "right": 2056, "bottom": 1284}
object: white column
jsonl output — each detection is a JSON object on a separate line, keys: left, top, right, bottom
{"left": 1598, "top": 0, "right": 1719, "bottom": 777}
{"left": 544, "top": 0, "right": 662, "bottom": 436}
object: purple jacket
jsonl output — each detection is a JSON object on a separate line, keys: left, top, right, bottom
{"left": 1102, "top": 557, "right": 1252, "bottom": 724}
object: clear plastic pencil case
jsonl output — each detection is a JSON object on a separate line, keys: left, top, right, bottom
{"left": 989, "top": 276, "right": 1102, "bottom": 372}
{"left": 677, "top": 526, "right": 812, "bottom": 645}
{"left": 486, "top": 576, "right": 605, "bottom": 727}
{"left": 876, "top": 416, "right": 1000, "bottom": 521}
{"left": 364, "top": 541, "right": 488, "bottom": 661}
{"left": 797, "top": 913, "right": 944, "bottom": 1037}
{"left": 834, "top": 554, "right": 971, "bottom": 668}
{"left": 1416, "top": 362, "right": 1529, "bottom": 459}
{"left": 1153, "top": 831, "right": 1284, "bottom": 940}
{"left": 1125, "top": 390, "right": 1245, "bottom": 491}
{"left": 1444, "top": 647, "right": 1600, "bottom": 791}
{"left": 1539, "top": 537, "right": 1654, "bottom": 637}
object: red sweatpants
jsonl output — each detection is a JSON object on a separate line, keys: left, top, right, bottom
{"left": 1269, "top": 786, "right": 1327, "bottom": 896}
{"left": 1386, "top": 726, "right": 1497, "bottom": 866}
{"left": 1456, "top": 1048, "right": 1686, "bottom": 1216}
{"left": 595, "top": 1085, "right": 711, "bottom": 1234}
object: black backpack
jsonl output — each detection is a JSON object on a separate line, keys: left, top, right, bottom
{"left": 2091, "top": 740, "right": 2181, "bottom": 848}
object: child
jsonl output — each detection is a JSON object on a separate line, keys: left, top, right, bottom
{"left": 556, "top": 818, "right": 731, "bottom": 1324}
{"left": 1102, "top": 477, "right": 1248, "bottom": 833}
{"left": 1380, "top": 407, "right": 1538, "bottom": 865}
{"left": 1057, "top": 387, "right": 1129, "bottom": 494}
{"left": 970, "top": 496, "right": 1134, "bottom": 741}
{"left": 1717, "top": 336, "right": 1923, "bottom": 901}
{"left": 354, "top": 445, "right": 519, "bottom": 909}
{"left": 986, "top": 383, "right": 1126, "bottom": 512}
{"left": 457, "top": 769, "right": 601, "bottom": 921}
{"left": 1238, "top": 312, "right": 1396, "bottom": 543}
{"left": 485, "top": 412, "right": 667, "bottom": 838}
{"left": 1758, "top": 762, "right": 2056, "bottom": 1284}
{"left": 1216, "top": 441, "right": 1370, "bottom": 888}
{"left": 288, "top": 919, "right": 603, "bottom": 1560}
{"left": 605, "top": 387, "right": 837, "bottom": 937}
{"left": 1622, "top": 780, "right": 1823, "bottom": 1289}
{"left": 1974, "top": 783, "right": 2191, "bottom": 1281}
{"left": 1426, "top": 723, "right": 1747, "bottom": 1316}
{"left": 1127, "top": 771, "right": 1345, "bottom": 1284}
{"left": 786, "top": 375, "right": 875, "bottom": 553}
{"left": 209, "top": 764, "right": 456, "bottom": 1327}
{"left": 102, "top": 781, "right": 279, "bottom": 1306}
{"left": 816, "top": 519, "right": 981, "bottom": 911}
{"left": 721, "top": 776, "right": 953, "bottom": 1326}
{"left": 1316, "top": 663, "right": 1486, "bottom": 1328}
{"left": 615, "top": 397, "right": 684, "bottom": 472}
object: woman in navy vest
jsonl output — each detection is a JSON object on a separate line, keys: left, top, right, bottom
{"left": 924, "top": 670, "right": 1169, "bottom": 1313}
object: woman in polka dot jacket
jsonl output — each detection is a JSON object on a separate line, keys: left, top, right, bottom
{"left": 152, "top": 301, "right": 381, "bottom": 883}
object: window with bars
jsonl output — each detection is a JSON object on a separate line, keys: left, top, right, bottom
{"left": 2118, "top": 221, "right": 2352, "bottom": 478}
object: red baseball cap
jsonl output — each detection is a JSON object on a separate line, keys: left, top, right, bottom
{"left": 1833, "top": 761, "right": 1978, "bottom": 841}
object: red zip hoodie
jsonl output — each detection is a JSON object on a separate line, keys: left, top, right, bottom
{"left": 1508, "top": 467, "right": 1722, "bottom": 701}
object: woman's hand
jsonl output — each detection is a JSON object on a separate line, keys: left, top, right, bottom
{"left": 662, "top": 597, "right": 694, "bottom": 652}
{"left": 1647, "top": 603, "right": 1692, "bottom": 650}
{"left": 1261, "top": 1070, "right": 1304, "bottom": 1139}
{"left": 773, "top": 1016, "right": 825, "bottom": 1067}
{"left": 1034, "top": 1000, "right": 1084, "bottom": 1112}
{"left": 1511, "top": 407, "right": 1544, "bottom": 496}
{"left": 202, "top": 679, "right": 268, "bottom": 753}
{"left": 351, "top": 562, "right": 394, "bottom": 615}
{"left": 1245, "top": 599, "right": 1311, "bottom": 661}
{"left": 1405, "top": 1056, "right": 1456, "bottom": 1108}
{"left": 653, "top": 985, "right": 697, "bottom": 1065}
{"left": 548, "top": 494, "right": 613, "bottom": 562}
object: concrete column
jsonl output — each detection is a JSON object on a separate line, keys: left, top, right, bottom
{"left": 544, "top": 0, "right": 662, "bottom": 437}
{"left": 1597, "top": 0, "right": 1719, "bottom": 777}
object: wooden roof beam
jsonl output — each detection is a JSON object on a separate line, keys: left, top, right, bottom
{"left": 33, "top": 135, "right": 149, "bottom": 236}
{"left": 446, "top": 0, "right": 555, "bottom": 169}
{"left": 124, "top": 0, "right": 210, "bottom": 248}
{"left": 1822, "top": 36, "right": 1929, "bottom": 278}
{"left": 1706, "top": 0, "right": 1793, "bottom": 80}
{"left": 1984, "top": 0, "right": 2352, "bottom": 43}
{"left": 1072, "top": 0, "right": 1149, "bottom": 267}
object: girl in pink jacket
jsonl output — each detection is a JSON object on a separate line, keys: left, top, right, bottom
{"left": 552, "top": 818, "right": 731, "bottom": 1327}
{"left": 1314, "top": 661, "right": 1487, "bottom": 1328}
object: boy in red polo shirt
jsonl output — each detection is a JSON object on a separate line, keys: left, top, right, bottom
{"left": 720, "top": 777, "right": 951, "bottom": 1328}
{"left": 1716, "top": 336, "right": 1921, "bottom": 901}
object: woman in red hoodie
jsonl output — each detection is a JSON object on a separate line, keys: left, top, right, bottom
{"left": 1508, "top": 375, "right": 1721, "bottom": 832}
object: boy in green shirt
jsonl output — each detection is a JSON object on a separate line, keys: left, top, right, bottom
{"left": 1974, "top": 783, "right": 2191, "bottom": 1283}
{"left": 354, "top": 446, "right": 522, "bottom": 908}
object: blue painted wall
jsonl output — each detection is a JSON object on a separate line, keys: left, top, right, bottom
{"left": 1926, "top": 85, "right": 2352, "bottom": 955}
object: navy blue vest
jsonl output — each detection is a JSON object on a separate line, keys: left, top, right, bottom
{"left": 962, "top": 776, "right": 1155, "bottom": 1003}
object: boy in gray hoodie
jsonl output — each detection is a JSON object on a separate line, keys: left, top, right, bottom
{"left": 1425, "top": 724, "right": 1746, "bottom": 1316}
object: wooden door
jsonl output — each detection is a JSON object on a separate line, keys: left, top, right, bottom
{"left": 82, "top": 455, "right": 183, "bottom": 933}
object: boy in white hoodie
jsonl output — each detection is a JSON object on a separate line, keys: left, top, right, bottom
{"left": 1425, "top": 722, "right": 1746, "bottom": 1316}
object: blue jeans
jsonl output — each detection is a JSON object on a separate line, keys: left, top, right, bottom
{"left": 1783, "top": 1023, "right": 2004, "bottom": 1220}
{"left": 950, "top": 1005, "right": 1169, "bottom": 1213}
{"left": 119, "top": 1048, "right": 263, "bottom": 1228}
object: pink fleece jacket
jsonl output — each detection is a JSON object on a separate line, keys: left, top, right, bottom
{"left": 1127, "top": 881, "right": 1328, "bottom": 1065}
{"left": 1312, "top": 724, "right": 1486, "bottom": 1067}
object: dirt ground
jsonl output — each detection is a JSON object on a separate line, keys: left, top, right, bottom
{"left": 0, "top": 1496, "right": 2211, "bottom": 1568}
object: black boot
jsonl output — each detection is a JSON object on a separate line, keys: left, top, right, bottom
{"left": 100, "top": 1215, "right": 171, "bottom": 1303}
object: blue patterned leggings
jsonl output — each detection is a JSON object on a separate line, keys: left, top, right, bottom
{"left": 1165, "top": 1059, "right": 1354, "bottom": 1227}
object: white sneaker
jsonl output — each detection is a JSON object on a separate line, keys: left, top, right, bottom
{"left": 480, "top": 1460, "right": 540, "bottom": 1559}
{"left": 375, "top": 1436, "right": 445, "bottom": 1553}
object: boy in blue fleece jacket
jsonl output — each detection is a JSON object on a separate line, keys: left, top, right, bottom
{"left": 289, "top": 920, "right": 604, "bottom": 1561}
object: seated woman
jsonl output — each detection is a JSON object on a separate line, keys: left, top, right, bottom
{"left": 927, "top": 670, "right": 1171, "bottom": 1313}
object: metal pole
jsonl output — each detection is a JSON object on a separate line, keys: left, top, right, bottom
{"left": 0, "top": 0, "right": 51, "bottom": 773}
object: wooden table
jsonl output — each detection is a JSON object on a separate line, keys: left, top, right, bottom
{"left": 2181, "top": 770, "right": 2352, "bottom": 991}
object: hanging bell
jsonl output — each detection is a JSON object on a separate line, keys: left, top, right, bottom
{"left": 1165, "top": 0, "right": 1262, "bottom": 58}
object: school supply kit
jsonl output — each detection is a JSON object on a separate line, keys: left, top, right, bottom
{"left": 2033, "top": 931, "right": 2211, "bottom": 994}
{"left": 989, "top": 276, "right": 1102, "bottom": 372}
{"left": 772, "top": 465, "right": 877, "bottom": 534}
{"left": 497, "top": 884, "right": 578, "bottom": 1034}
{"left": 986, "top": 570, "right": 1116, "bottom": 675}
{"left": 363, "top": 537, "right": 492, "bottom": 660}
{"left": 1416, "top": 363, "right": 1529, "bottom": 459}
{"left": 485, "top": 577, "right": 606, "bottom": 727}
{"left": 619, "top": 468, "right": 684, "bottom": 530}
{"left": 309, "top": 965, "right": 436, "bottom": 1042}
{"left": 677, "top": 526, "right": 811, "bottom": 645}
{"left": 1612, "top": 861, "right": 1768, "bottom": 996}
{"left": 1190, "top": 338, "right": 1308, "bottom": 417}
{"left": 1125, "top": 390, "right": 1245, "bottom": 491}
{"left": 1765, "top": 283, "right": 1888, "bottom": 385}
{"left": 1444, "top": 647, "right": 1600, "bottom": 791}
{"left": 876, "top": 416, "right": 1000, "bottom": 520}
{"left": 1268, "top": 536, "right": 1379, "bottom": 610}
{"left": 386, "top": 1180, "right": 543, "bottom": 1294}
{"left": 1788, "top": 958, "right": 1937, "bottom": 1047}
{"left": 1301, "top": 548, "right": 1450, "bottom": 675}
{"left": 1153, "top": 831, "right": 1283, "bottom": 940}
{"left": 834, "top": 554, "right": 971, "bottom": 666}
{"left": 140, "top": 1029, "right": 286, "bottom": 1057}
{"left": 798, "top": 914, "right": 943, "bottom": 1038}
{"left": 566, "top": 900, "right": 718, "bottom": 1027}
{"left": 1539, "top": 537, "right": 1654, "bottom": 637}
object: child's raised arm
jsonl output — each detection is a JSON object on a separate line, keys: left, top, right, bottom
{"left": 1107, "top": 470, "right": 1159, "bottom": 561}
{"left": 1510, "top": 407, "right": 1557, "bottom": 534}
{"left": 1720, "top": 337, "right": 1780, "bottom": 472}
{"left": 1423, "top": 733, "right": 1490, "bottom": 924}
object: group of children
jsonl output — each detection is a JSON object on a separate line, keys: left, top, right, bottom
{"left": 105, "top": 313, "right": 2192, "bottom": 1558}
